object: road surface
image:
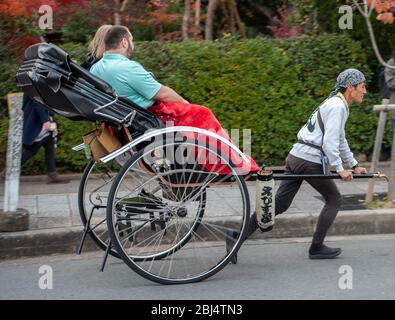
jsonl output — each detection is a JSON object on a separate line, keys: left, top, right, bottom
{"left": 1, "top": 234, "right": 394, "bottom": 300}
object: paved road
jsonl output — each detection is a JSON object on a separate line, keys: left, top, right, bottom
{"left": 1, "top": 234, "right": 395, "bottom": 300}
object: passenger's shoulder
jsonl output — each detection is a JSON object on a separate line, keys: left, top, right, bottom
{"left": 89, "top": 60, "right": 100, "bottom": 73}
{"left": 114, "top": 59, "right": 142, "bottom": 72}
{"left": 127, "top": 60, "right": 146, "bottom": 70}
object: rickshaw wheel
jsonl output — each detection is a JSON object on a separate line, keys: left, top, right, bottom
{"left": 106, "top": 136, "right": 250, "bottom": 284}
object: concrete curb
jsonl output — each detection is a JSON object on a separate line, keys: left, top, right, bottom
{"left": 19, "top": 173, "right": 82, "bottom": 182}
{"left": 254, "top": 208, "right": 395, "bottom": 239}
{"left": 1, "top": 209, "right": 395, "bottom": 260}
{"left": 0, "top": 227, "right": 98, "bottom": 260}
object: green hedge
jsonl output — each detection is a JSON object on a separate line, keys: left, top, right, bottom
{"left": 0, "top": 34, "right": 392, "bottom": 173}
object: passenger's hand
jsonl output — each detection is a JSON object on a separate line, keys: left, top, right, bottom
{"left": 338, "top": 170, "right": 353, "bottom": 181}
{"left": 354, "top": 166, "right": 367, "bottom": 174}
{"left": 42, "top": 121, "right": 51, "bottom": 131}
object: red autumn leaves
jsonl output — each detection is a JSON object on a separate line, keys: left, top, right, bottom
{"left": 367, "top": 0, "right": 395, "bottom": 24}
{"left": 0, "top": 0, "right": 87, "bottom": 18}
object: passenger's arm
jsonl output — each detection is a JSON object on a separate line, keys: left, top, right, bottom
{"left": 153, "top": 85, "right": 189, "bottom": 103}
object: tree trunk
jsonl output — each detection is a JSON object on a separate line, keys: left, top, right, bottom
{"left": 182, "top": 0, "right": 191, "bottom": 40}
{"left": 114, "top": 0, "right": 121, "bottom": 25}
{"left": 229, "top": 0, "right": 246, "bottom": 38}
{"left": 221, "top": 0, "right": 235, "bottom": 35}
{"left": 194, "top": 0, "right": 201, "bottom": 29}
{"left": 113, "top": 0, "right": 130, "bottom": 25}
{"left": 205, "top": 0, "right": 219, "bottom": 40}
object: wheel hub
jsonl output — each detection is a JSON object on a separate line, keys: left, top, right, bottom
{"left": 171, "top": 206, "right": 187, "bottom": 217}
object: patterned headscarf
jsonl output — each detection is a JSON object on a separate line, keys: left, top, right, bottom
{"left": 329, "top": 68, "right": 366, "bottom": 97}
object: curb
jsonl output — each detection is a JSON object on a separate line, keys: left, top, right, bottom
{"left": 19, "top": 173, "right": 82, "bottom": 182}
{"left": 253, "top": 208, "right": 395, "bottom": 239}
{"left": 0, "top": 227, "right": 98, "bottom": 260}
{"left": 1, "top": 209, "right": 395, "bottom": 260}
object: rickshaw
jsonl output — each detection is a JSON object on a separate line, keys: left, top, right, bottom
{"left": 16, "top": 43, "right": 386, "bottom": 285}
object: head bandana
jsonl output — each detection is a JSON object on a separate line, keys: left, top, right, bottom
{"left": 329, "top": 68, "right": 366, "bottom": 97}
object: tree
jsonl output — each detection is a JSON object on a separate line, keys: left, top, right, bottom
{"left": 369, "top": 0, "right": 395, "bottom": 24}
{"left": 0, "top": 0, "right": 87, "bottom": 57}
{"left": 181, "top": 0, "right": 203, "bottom": 40}
{"left": 205, "top": 0, "right": 219, "bottom": 40}
{"left": 268, "top": 5, "right": 301, "bottom": 38}
{"left": 352, "top": 0, "right": 395, "bottom": 69}
{"left": 182, "top": 0, "right": 191, "bottom": 39}
{"left": 352, "top": 0, "right": 395, "bottom": 203}
{"left": 205, "top": 0, "right": 246, "bottom": 40}
{"left": 194, "top": 0, "right": 201, "bottom": 38}
{"left": 114, "top": 0, "right": 130, "bottom": 25}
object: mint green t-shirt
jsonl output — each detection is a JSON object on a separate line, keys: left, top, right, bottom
{"left": 90, "top": 54, "right": 161, "bottom": 109}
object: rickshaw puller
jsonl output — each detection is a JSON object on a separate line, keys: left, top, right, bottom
{"left": 227, "top": 68, "right": 368, "bottom": 263}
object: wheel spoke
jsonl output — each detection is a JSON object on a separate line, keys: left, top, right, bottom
{"left": 107, "top": 139, "right": 249, "bottom": 284}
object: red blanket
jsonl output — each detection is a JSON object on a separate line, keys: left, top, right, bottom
{"left": 148, "top": 101, "right": 259, "bottom": 175}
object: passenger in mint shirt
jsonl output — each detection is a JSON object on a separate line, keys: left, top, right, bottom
{"left": 89, "top": 25, "right": 260, "bottom": 176}
{"left": 90, "top": 25, "right": 187, "bottom": 109}
{"left": 91, "top": 54, "right": 161, "bottom": 109}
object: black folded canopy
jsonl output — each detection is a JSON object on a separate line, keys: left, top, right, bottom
{"left": 16, "top": 43, "right": 163, "bottom": 137}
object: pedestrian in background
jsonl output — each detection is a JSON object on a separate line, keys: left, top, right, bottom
{"left": 21, "top": 94, "right": 69, "bottom": 183}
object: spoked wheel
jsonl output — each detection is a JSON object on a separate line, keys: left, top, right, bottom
{"left": 106, "top": 136, "right": 250, "bottom": 284}
{"left": 78, "top": 156, "right": 129, "bottom": 258}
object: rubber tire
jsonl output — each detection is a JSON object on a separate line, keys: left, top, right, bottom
{"left": 107, "top": 141, "right": 250, "bottom": 284}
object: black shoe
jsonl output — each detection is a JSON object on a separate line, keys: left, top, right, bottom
{"left": 258, "top": 225, "right": 274, "bottom": 232}
{"left": 309, "top": 243, "right": 342, "bottom": 259}
{"left": 226, "top": 230, "right": 240, "bottom": 264}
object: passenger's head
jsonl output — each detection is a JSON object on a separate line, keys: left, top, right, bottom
{"left": 335, "top": 68, "right": 367, "bottom": 104}
{"left": 88, "top": 25, "right": 112, "bottom": 59}
{"left": 104, "top": 25, "right": 134, "bottom": 57}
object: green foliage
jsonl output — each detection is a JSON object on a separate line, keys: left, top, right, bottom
{"left": 238, "top": 0, "right": 289, "bottom": 37}
{"left": 314, "top": 1, "right": 395, "bottom": 54}
{"left": 128, "top": 24, "right": 155, "bottom": 42}
{"left": 0, "top": 117, "right": 8, "bottom": 170}
{"left": 51, "top": 118, "right": 95, "bottom": 173}
{"left": 0, "top": 58, "right": 19, "bottom": 116}
{"left": 60, "top": 42, "right": 91, "bottom": 65}
{"left": 0, "top": 34, "right": 391, "bottom": 173}
{"left": 290, "top": 0, "right": 395, "bottom": 93}
{"left": 61, "top": 11, "right": 98, "bottom": 44}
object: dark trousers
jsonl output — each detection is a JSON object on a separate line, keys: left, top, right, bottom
{"left": 21, "top": 135, "right": 56, "bottom": 173}
{"left": 248, "top": 153, "right": 342, "bottom": 245}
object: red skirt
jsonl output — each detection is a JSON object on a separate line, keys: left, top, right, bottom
{"left": 148, "top": 101, "right": 259, "bottom": 175}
